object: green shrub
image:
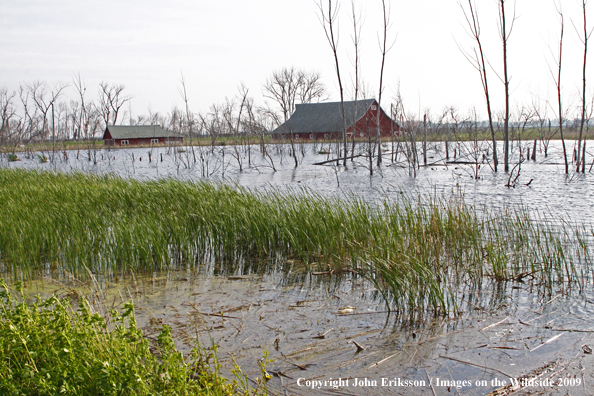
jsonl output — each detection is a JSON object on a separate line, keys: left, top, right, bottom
{"left": 0, "top": 280, "right": 251, "bottom": 396}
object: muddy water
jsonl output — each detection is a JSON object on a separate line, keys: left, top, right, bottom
{"left": 25, "top": 268, "right": 594, "bottom": 396}
{"left": 5, "top": 140, "right": 594, "bottom": 394}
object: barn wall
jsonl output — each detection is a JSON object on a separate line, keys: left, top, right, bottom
{"left": 110, "top": 137, "right": 184, "bottom": 146}
{"left": 348, "top": 106, "right": 399, "bottom": 137}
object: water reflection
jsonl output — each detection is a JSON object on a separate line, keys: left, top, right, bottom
{"left": 17, "top": 267, "right": 594, "bottom": 396}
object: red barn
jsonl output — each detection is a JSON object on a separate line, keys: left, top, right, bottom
{"left": 103, "top": 125, "right": 184, "bottom": 146}
{"left": 271, "top": 99, "right": 399, "bottom": 140}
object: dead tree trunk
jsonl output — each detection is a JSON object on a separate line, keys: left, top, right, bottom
{"left": 499, "top": 0, "right": 514, "bottom": 172}
{"left": 552, "top": 7, "right": 569, "bottom": 174}
{"left": 376, "top": 0, "right": 392, "bottom": 166}
{"left": 576, "top": 0, "right": 591, "bottom": 172}
{"left": 317, "top": 0, "right": 348, "bottom": 166}
{"left": 460, "top": 0, "right": 499, "bottom": 171}
{"left": 350, "top": 0, "right": 362, "bottom": 160}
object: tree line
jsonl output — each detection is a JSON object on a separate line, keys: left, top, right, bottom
{"left": 1, "top": 0, "right": 592, "bottom": 177}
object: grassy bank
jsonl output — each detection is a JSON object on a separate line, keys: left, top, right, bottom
{"left": 0, "top": 280, "right": 269, "bottom": 395}
{"left": 0, "top": 169, "right": 591, "bottom": 315}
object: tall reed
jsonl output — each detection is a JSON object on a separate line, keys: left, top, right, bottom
{"left": 0, "top": 168, "right": 590, "bottom": 315}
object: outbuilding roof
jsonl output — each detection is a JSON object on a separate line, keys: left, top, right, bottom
{"left": 103, "top": 125, "right": 183, "bottom": 139}
{"left": 272, "top": 99, "right": 378, "bottom": 134}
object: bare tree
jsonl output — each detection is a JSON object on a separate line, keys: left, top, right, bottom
{"left": 98, "top": 82, "right": 131, "bottom": 126}
{"left": 459, "top": 0, "right": 498, "bottom": 171}
{"left": 263, "top": 67, "right": 327, "bottom": 123}
{"left": 179, "top": 72, "right": 197, "bottom": 163}
{"left": 296, "top": 71, "right": 327, "bottom": 104}
{"left": 72, "top": 74, "right": 96, "bottom": 140}
{"left": 221, "top": 86, "right": 251, "bottom": 172}
{"left": 549, "top": 5, "right": 569, "bottom": 174}
{"left": 575, "top": 0, "right": 592, "bottom": 172}
{"left": 71, "top": 76, "right": 103, "bottom": 162}
{"left": 392, "top": 89, "right": 418, "bottom": 177}
{"left": 498, "top": 0, "right": 516, "bottom": 172}
{"left": 350, "top": 0, "right": 363, "bottom": 159}
{"left": 200, "top": 103, "right": 227, "bottom": 153}
{"left": 18, "top": 86, "right": 40, "bottom": 144}
{"left": 529, "top": 94, "right": 550, "bottom": 157}
{"left": 0, "top": 88, "right": 17, "bottom": 147}
{"left": 376, "top": 0, "right": 393, "bottom": 166}
{"left": 26, "top": 81, "right": 68, "bottom": 142}
{"left": 317, "top": 0, "right": 348, "bottom": 166}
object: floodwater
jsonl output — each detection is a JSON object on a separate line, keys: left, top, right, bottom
{"left": 25, "top": 268, "right": 594, "bottom": 395}
{"left": 4, "top": 139, "right": 594, "bottom": 395}
{"left": 3, "top": 139, "right": 594, "bottom": 223}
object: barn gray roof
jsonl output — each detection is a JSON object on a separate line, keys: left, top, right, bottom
{"left": 272, "top": 99, "right": 377, "bottom": 134}
{"left": 104, "top": 125, "right": 183, "bottom": 139}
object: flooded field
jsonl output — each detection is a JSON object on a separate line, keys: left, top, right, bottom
{"left": 3, "top": 140, "right": 593, "bottom": 223}
{"left": 2, "top": 139, "right": 594, "bottom": 395}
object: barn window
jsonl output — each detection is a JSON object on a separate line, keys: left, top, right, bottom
{"left": 360, "top": 132, "right": 365, "bottom": 137}
{"left": 295, "top": 134, "right": 299, "bottom": 139}
{"left": 371, "top": 105, "right": 377, "bottom": 110}
{"left": 151, "top": 138, "right": 159, "bottom": 144}
{"left": 309, "top": 134, "right": 314, "bottom": 139}
{"left": 324, "top": 134, "right": 330, "bottom": 139}
{"left": 121, "top": 140, "right": 129, "bottom": 145}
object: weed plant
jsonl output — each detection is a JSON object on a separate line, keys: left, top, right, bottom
{"left": 0, "top": 168, "right": 591, "bottom": 316}
{"left": 0, "top": 279, "right": 269, "bottom": 395}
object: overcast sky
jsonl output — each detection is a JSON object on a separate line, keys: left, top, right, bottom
{"left": 1, "top": 0, "right": 591, "bottom": 121}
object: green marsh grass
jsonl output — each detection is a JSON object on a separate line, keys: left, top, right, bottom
{"left": 0, "top": 168, "right": 591, "bottom": 316}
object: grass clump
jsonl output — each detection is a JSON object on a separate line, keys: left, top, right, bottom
{"left": 0, "top": 279, "right": 265, "bottom": 396}
{"left": 0, "top": 168, "right": 590, "bottom": 317}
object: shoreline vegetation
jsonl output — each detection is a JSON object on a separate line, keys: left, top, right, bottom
{"left": 0, "top": 280, "right": 271, "bottom": 395}
{"left": 0, "top": 168, "right": 591, "bottom": 317}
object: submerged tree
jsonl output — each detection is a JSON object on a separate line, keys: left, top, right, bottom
{"left": 375, "top": 0, "right": 387, "bottom": 166}
{"left": 458, "top": 0, "right": 514, "bottom": 172}
{"left": 498, "top": 0, "right": 515, "bottom": 172}
{"left": 375, "top": 0, "right": 394, "bottom": 167}
{"left": 549, "top": 5, "right": 569, "bottom": 174}
{"left": 0, "top": 88, "right": 17, "bottom": 147}
{"left": 349, "top": 0, "right": 363, "bottom": 160}
{"left": 575, "top": 0, "right": 592, "bottom": 172}
{"left": 317, "top": 0, "right": 348, "bottom": 166}
{"left": 459, "top": 0, "right": 498, "bottom": 172}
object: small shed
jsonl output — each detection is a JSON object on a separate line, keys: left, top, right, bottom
{"left": 271, "top": 99, "right": 399, "bottom": 140}
{"left": 103, "top": 125, "right": 184, "bottom": 146}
